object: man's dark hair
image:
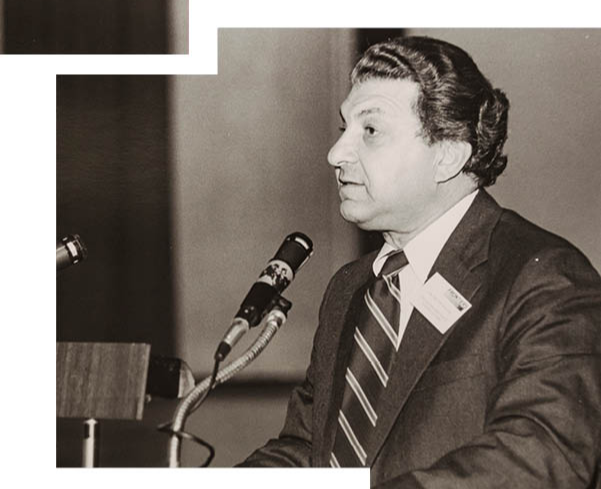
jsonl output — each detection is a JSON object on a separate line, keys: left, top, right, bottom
{"left": 352, "top": 36, "right": 509, "bottom": 187}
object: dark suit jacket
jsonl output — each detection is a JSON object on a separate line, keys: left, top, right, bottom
{"left": 240, "top": 191, "right": 601, "bottom": 488}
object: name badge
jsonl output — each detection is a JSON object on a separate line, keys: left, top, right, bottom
{"left": 409, "top": 273, "right": 472, "bottom": 334}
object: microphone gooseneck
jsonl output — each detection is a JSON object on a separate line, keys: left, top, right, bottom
{"left": 167, "top": 301, "right": 292, "bottom": 468}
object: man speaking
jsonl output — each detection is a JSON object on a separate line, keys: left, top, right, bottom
{"left": 239, "top": 36, "right": 601, "bottom": 488}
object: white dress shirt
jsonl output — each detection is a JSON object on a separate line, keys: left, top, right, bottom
{"left": 372, "top": 190, "right": 479, "bottom": 350}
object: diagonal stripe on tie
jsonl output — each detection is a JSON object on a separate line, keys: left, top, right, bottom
{"left": 354, "top": 328, "right": 389, "bottom": 387}
{"left": 329, "top": 452, "right": 341, "bottom": 468}
{"left": 331, "top": 250, "right": 408, "bottom": 467}
{"left": 346, "top": 368, "right": 378, "bottom": 426}
{"left": 365, "top": 287, "right": 399, "bottom": 346}
{"left": 338, "top": 410, "right": 367, "bottom": 465}
{"left": 384, "top": 274, "right": 402, "bottom": 303}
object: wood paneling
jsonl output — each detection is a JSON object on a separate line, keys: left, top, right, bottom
{"left": 57, "top": 342, "right": 150, "bottom": 420}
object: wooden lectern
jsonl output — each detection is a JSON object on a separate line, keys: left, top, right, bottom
{"left": 56, "top": 342, "right": 151, "bottom": 467}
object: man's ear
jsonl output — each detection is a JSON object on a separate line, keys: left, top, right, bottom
{"left": 433, "top": 140, "right": 472, "bottom": 183}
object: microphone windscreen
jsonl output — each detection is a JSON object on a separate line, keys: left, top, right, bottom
{"left": 273, "top": 232, "right": 313, "bottom": 272}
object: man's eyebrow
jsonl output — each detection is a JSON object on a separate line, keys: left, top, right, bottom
{"left": 357, "top": 107, "right": 384, "bottom": 118}
{"left": 339, "top": 106, "right": 384, "bottom": 122}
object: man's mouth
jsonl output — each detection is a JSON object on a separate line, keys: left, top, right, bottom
{"left": 337, "top": 180, "right": 365, "bottom": 200}
{"left": 338, "top": 176, "right": 362, "bottom": 187}
{"left": 336, "top": 169, "right": 363, "bottom": 189}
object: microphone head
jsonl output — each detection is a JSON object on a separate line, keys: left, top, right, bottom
{"left": 236, "top": 232, "right": 314, "bottom": 327}
{"left": 273, "top": 232, "right": 314, "bottom": 274}
{"left": 57, "top": 234, "right": 88, "bottom": 271}
{"left": 259, "top": 232, "right": 313, "bottom": 294}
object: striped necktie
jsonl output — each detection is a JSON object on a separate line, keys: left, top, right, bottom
{"left": 330, "top": 250, "right": 408, "bottom": 467}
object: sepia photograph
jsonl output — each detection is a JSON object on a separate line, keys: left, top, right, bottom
{"left": 53, "top": 26, "right": 601, "bottom": 487}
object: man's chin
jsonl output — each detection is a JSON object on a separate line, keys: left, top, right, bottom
{"left": 339, "top": 203, "right": 377, "bottom": 231}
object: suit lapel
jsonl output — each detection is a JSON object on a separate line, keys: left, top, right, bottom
{"left": 366, "top": 190, "right": 503, "bottom": 465}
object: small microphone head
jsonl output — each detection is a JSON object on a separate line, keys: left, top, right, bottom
{"left": 57, "top": 234, "right": 88, "bottom": 271}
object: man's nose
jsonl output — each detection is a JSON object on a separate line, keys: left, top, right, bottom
{"left": 327, "top": 132, "right": 357, "bottom": 168}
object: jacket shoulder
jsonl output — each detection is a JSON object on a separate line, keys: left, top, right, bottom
{"left": 331, "top": 250, "right": 378, "bottom": 284}
{"left": 489, "top": 207, "right": 600, "bottom": 280}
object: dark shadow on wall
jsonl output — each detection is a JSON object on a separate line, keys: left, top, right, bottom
{"left": 3, "top": 0, "right": 174, "bottom": 54}
{"left": 57, "top": 76, "right": 176, "bottom": 357}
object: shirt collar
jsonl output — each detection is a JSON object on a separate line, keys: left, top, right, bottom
{"left": 372, "top": 189, "right": 479, "bottom": 281}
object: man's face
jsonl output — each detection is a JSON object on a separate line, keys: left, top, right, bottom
{"left": 328, "top": 78, "right": 440, "bottom": 233}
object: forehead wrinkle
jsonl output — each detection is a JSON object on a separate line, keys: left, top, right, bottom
{"left": 341, "top": 79, "right": 421, "bottom": 121}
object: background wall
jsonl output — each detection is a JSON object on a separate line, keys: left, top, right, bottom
{"left": 0, "top": 0, "right": 4, "bottom": 53}
{"left": 57, "top": 76, "right": 176, "bottom": 356}
{"left": 167, "top": 0, "right": 188, "bottom": 55}
{"left": 3, "top": 0, "right": 187, "bottom": 54}
{"left": 170, "top": 29, "right": 360, "bottom": 381}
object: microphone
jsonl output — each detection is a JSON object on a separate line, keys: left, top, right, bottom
{"left": 57, "top": 234, "right": 88, "bottom": 271}
{"left": 215, "top": 232, "right": 313, "bottom": 361}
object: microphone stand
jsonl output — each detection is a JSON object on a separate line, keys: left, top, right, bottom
{"left": 167, "top": 297, "right": 292, "bottom": 468}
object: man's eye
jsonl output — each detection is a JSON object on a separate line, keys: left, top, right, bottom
{"left": 338, "top": 125, "right": 347, "bottom": 133}
{"left": 364, "top": 125, "right": 378, "bottom": 136}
